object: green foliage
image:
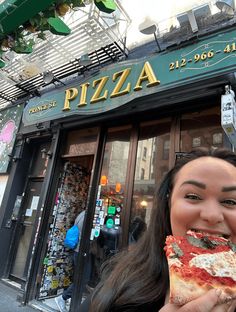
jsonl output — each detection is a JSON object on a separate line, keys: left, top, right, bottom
{"left": 0, "top": 0, "right": 117, "bottom": 67}
{"left": 47, "top": 17, "right": 71, "bottom": 35}
{"left": 94, "top": 0, "right": 116, "bottom": 14}
{"left": 0, "top": 59, "right": 5, "bottom": 68}
{"left": 12, "top": 38, "right": 34, "bottom": 54}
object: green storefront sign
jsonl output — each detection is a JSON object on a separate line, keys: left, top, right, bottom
{"left": 23, "top": 28, "right": 236, "bottom": 126}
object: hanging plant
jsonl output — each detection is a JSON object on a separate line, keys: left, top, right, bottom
{"left": 94, "top": 0, "right": 116, "bottom": 14}
{"left": 13, "top": 38, "right": 34, "bottom": 54}
{"left": 0, "top": 0, "right": 117, "bottom": 67}
{"left": 56, "top": 3, "right": 71, "bottom": 16}
{"left": 48, "top": 17, "right": 71, "bottom": 35}
{"left": 0, "top": 50, "right": 4, "bottom": 68}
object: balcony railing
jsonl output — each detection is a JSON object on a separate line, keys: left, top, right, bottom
{"left": 144, "top": 1, "right": 236, "bottom": 51}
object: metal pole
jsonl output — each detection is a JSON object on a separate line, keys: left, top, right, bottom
{"left": 154, "top": 32, "right": 161, "bottom": 52}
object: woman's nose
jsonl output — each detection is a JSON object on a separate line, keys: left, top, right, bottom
{"left": 199, "top": 202, "right": 224, "bottom": 224}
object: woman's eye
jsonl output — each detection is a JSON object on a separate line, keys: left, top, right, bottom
{"left": 221, "top": 199, "right": 236, "bottom": 206}
{"left": 184, "top": 193, "right": 201, "bottom": 200}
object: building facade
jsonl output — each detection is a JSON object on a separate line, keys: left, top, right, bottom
{"left": 0, "top": 25, "right": 235, "bottom": 311}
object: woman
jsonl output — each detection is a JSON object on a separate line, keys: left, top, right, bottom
{"left": 80, "top": 148, "right": 236, "bottom": 312}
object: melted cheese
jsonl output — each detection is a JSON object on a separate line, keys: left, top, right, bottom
{"left": 189, "top": 250, "right": 236, "bottom": 281}
{"left": 169, "top": 257, "right": 182, "bottom": 267}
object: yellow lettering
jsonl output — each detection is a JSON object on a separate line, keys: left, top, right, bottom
{"left": 78, "top": 82, "right": 90, "bottom": 107}
{"left": 90, "top": 76, "right": 109, "bottom": 104}
{"left": 134, "top": 61, "right": 160, "bottom": 91}
{"left": 63, "top": 88, "right": 78, "bottom": 111}
{"left": 29, "top": 101, "right": 57, "bottom": 114}
{"left": 110, "top": 68, "right": 131, "bottom": 98}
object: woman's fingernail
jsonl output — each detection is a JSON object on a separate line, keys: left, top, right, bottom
{"left": 214, "top": 289, "right": 232, "bottom": 303}
{"left": 215, "top": 289, "right": 222, "bottom": 297}
{"left": 219, "top": 292, "right": 231, "bottom": 303}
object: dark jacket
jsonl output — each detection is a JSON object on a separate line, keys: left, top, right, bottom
{"left": 78, "top": 294, "right": 165, "bottom": 311}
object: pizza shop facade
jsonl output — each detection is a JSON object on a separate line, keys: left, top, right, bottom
{"left": 1, "top": 27, "right": 235, "bottom": 310}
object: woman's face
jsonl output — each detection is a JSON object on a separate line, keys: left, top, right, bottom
{"left": 170, "top": 156, "right": 236, "bottom": 243}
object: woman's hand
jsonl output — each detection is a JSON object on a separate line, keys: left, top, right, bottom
{"left": 160, "top": 289, "right": 236, "bottom": 312}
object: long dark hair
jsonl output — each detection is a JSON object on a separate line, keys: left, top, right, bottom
{"left": 89, "top": 148, "right": 236, "bottom": 311}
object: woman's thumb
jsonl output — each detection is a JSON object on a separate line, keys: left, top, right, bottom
{"left": 180, "top": 289, "right": 228, "bottom": 312}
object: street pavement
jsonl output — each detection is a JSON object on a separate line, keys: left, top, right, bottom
{"left": 0, "top": 281, "right": 39, "bottom": 312}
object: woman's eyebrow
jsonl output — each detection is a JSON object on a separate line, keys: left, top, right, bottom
{"left": 222, "top": 186, "right": 236, "bottom": 192}
{"left": 180, "top": 180, "right": 206, "bottom": 189}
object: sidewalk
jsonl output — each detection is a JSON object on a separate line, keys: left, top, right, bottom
{"left": 0, "top": 280, "right": 39, "bottom": 312}
{"left": 0, "top": 279, "right": 87, "bottom": 312}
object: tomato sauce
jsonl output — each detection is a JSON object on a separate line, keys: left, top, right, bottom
{"left": 172, "top": 264, "right": 235, "bottom": 287}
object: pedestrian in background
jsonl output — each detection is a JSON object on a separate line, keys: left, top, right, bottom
{"left": 55, "top": 210, "right": 85, "bottom": 312}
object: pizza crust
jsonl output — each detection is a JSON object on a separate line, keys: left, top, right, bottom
{"left": 169, "top": 268, "right": 236, "bottom": 305}
{"left": 169, "top": 269, "right": 208, "bottom": 305}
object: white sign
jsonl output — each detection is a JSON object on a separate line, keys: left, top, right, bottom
{"left": 221, "top": 91, "right": 236, "bottom": 147}
{"left": 25, "top": 195, "right": 40, "bottom": 217}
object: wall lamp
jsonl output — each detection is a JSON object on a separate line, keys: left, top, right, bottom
{"left": 79, "top": 53, "right": 92, "bottom": 67}
{"left": 138, "top": 17, "right": 161, "bottom": 51}
{"left": 42, "top": 71, "right": 65, "bottom": 85}
{"left": 42, "top": 71, "right": 54, "bottom": 84}
{"left": 216, "top": 0, "right": 235, "bottom": 15}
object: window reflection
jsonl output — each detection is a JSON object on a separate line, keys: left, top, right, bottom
{"left": 89, "top": 126, "right": 131, "bottom": 288}
{"left": 31, "top": 142, "right": 51, "bottom": 177}
{"left": 99, "top": 127, "right": 131, "bottom": 226}
{"left": 131, "top": 119, "right": 171, "bottom": 233}
{"left": 180, "top": 107, "right": 230, "bottom": 151}
{"left": 64, "top": 128, "right": 98, "bottom": 156}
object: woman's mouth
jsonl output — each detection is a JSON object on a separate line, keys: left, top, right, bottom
{"left": 189, "top": 229, "right": 230, "bottom": 239}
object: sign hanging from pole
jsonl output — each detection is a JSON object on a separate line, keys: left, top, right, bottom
{"left": 221, "top": 85, "right": 236, "bottom": 147}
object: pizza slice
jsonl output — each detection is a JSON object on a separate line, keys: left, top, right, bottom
{"left": 164, "top": 230, "right": 236, "bottom": 305}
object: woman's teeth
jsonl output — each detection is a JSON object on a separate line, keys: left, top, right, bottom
{"left": 189, "top": 229, "right": 230, "bottom": 239}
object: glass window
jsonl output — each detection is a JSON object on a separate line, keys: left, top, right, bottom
{"left": 30, "top": 141, "right": 51, "bottom": 177}
{"left": 143, "top": 147, "right": 147, "bottom": 160}
{"left": 130, "top": 118, "right": 171, "bottom": 238}
{"left": 89, "top": 126, "right": 131, "bottom": 288}
{"left": 163, "top": 139, "right": 170, "bottom": 160}
{"left": 180, "top": 107, "right": 230, "bottom": 152}
{"left": 212, "top": 132, "right": 223, "bottom": 145}
{"left": 192, "top": 137, "right": 201, "bottom": 148}
{"left": 140, "top": 168, "right": 145, "bottom": 180}
{"left": 63, "top": 128, "right": 98, "bottom": 156}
